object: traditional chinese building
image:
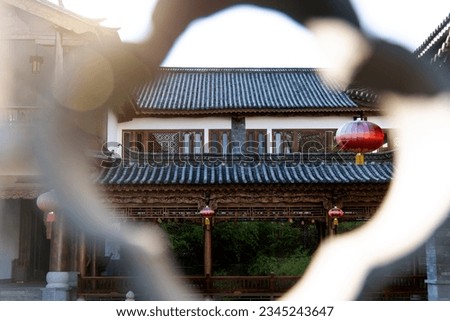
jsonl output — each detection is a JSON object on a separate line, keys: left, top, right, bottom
{"left": 89, "top": 66, "right": 403, "bottom": 299}
{"left": 100, "top": 66, "right": 393, "bottom": 233}
{"left": 2, "top": 0, "right": 448, "bottom": 301}
{"left": 0, "top": 0, "right": 118, "bottom": 300}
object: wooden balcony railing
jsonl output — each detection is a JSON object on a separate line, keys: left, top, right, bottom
{"left": 360, "top": 275, "right": 427, "bottom": 301}
{"left": 182, "top": 274, "right": 300, "bottom": 296}
{"left": 77, "top": 274, "right": 427, "bottom": 300}
{"left": 77, "top": 274, "right": 299, "bottom": 300}
{"left": 77, "top": 276, "right": 136, "bottom": 299}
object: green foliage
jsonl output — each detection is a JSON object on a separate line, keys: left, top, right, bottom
{"left": 257, "top": 222, "right": 301, "bottom": 256}
{"left": 160, "top": 221, "right": 204, "bottom": 274}
{"left": 338, "top": 221, "right": 365, "bottom": 234}
{"left": 248, "top": 249, "right": 311, "bottom": 276}
{"left": 256, "top": 222, "right": 318, "bottom": 256}
{"left": 213, "top": 222, "right": 260, "bottom": 263}
{"left": 160, "top": 220, "right": 362, "bottom": 276}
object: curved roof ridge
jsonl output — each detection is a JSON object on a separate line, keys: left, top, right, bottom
{"left": 415, "top": 12, "right": 450, "bottom": 58}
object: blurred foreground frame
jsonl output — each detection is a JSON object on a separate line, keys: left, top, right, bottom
{"left": 0, "top": 0, "right": 449, "bottom": 301}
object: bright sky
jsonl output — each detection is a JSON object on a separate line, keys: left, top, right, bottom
{"left": 51, "top": 0, "right": 450, "bottom": 67}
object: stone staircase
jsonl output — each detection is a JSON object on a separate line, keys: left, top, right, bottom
{"left": 0, "top": 282, "right": 45, "bottom": 301}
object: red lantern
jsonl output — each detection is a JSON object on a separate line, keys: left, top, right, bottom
{"left": 328, "top": 206, "right": 344, "bottom": 219}
{"left": 37, "top": 191, "right": 58, "bottom": 239}
{"left": 335, "top": 119, "right": 384, "bottom": 164}
{"left": 200, "top": 206, "right": 214, "bottom": 218}
{"left": 37, "top": 190, "right": 58, "bottom": 213}
{"left": 328, "top": 206, "right": 344, "bottom": 227}
{"left": 200, "top": 206, "right": 214, "bottom": 226}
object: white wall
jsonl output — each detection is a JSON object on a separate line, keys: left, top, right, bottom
{"left": 246, "top": 115, "right": 391, "bottom": 129}
{"left": 107, "top": 111, "right": 119, "bottom": 145}
{"left": 108, "top": 114, "right": 391, "bottom": 154}
{"left": 0, "top": 200, "right": 20, "bottom": 280}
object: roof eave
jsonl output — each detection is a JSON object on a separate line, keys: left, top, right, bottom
{"left": 129, "top": 106, "right": 378, "bottom": 118}
{"left": 2, "top": 0, "right": 120, "bottom": 40}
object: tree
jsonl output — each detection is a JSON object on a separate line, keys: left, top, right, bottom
{"left": 160, "top": 220, "right": 361, "bottom": 276}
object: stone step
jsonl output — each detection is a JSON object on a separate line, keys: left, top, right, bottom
{"left": 0, "top": 283, "right": 44, "bottom": 301}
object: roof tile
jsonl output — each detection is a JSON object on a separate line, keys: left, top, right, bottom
{"left": 97, "top": 161, "right": 393, "bottom": 185}
{"left": 135, "top": 68, "right": 358, "bottom": 113}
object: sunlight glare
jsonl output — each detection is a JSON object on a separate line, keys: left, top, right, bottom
{"left": 162, "top": 5, "right": 330, "bottom": 68}
{"left": 51, "top": 0, "right": 156, "bottom": 42}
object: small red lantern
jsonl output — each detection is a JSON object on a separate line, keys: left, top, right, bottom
{"left": 37, "top": 190, "right": 58, "bottom": 214}
{"left": 37, "top": 191, "right": 58, "bottom": 239}
{"left": 200, "top": 206, "right": 214, "bottom": 218}
{"left": 328, "top": 206, "right": 344, "bottom": 226}
{"left": 200, "top": 206, "right": 214, "bottom": 225}
{"left": 335, "top": 119, "right": 384, "bottom": 164}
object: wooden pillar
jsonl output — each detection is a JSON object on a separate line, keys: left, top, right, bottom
{"left": 204, "top": 218, "right": 212, "bottom": 275}
{"left": 49, "top": 214, "right": 70, "bottom": 272}
{"left": 204, "top": 219, "right": 212, "bottom": 276}
{"left": 71, "top": 228, "right": 87, "bottom": 276}
{"left": 200, "top": 205, "right": 215, "bottom": 277}
{"left": 77, "top": 231, "right": 87, "bottom": 277}
{"left": 90, "top": 239, "right": 97, "bottom": 277}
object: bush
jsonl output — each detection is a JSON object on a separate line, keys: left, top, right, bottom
{"left": 212, "top": 221, "right": 316, "bottom": 275}
{"left": 338, "top": 221, "right": 365, "bottom": 234}
{"left": 160, "top": 220, "right": 362, "bottom": 276}
{"left": 160, "top": 221, "right": 204, "bottom": 274}
{"left": 248, "top": 249, "right": 311, "bottom": 276}
{"left": 213, "top": 222, "right": 260, "bottom": 263}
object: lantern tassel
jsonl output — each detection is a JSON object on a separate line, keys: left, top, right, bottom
{"left": 333, "top": 218, "right": 339, "bottom": 226}
{"left": 355, "top": 153, "right": 364, "bottom": 165}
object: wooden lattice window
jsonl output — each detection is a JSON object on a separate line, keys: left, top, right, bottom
{"left": 122, "top": 130, "right": 203, "bottom": 158}
{"left": 209, "top": 129, "right": 231, "bottom": 154}
{"left": 272, "top": 129, "right": 336, "bottom": 154}
{"left": 272, "top": 129, "right": 301, "bottom": 154}
{"left": 300, "top": 129, "right": 336, "bottom": 153}
{"left": 245, "top": 129, "right": 267, "bottom": 154}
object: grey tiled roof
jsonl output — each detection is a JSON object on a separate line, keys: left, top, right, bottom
{"left": 345, "top": 87, "right": 377, "bottom": 106}
{"left": 133, "top": 68, "right": 359, "bottom": 113}
{"left": 97, "top": 160, "right": 393, "bottom": 185}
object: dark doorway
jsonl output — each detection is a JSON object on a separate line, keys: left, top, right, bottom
{"left": 12, "top": 199, "right": 50, "bottom": 282}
